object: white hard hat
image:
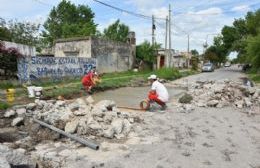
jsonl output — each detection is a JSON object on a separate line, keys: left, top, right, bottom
{"left": 148, "top": 74, "right": 157, "bottom": 80}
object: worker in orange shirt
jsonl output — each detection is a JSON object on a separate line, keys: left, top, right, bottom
{"left": 81, "top": 66, "right": 99, "bottom": 94}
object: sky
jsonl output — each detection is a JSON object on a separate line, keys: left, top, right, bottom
{"left": 0, "top": 0, "right": 260, "bottom": 55}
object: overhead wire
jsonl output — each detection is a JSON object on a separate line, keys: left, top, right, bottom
{"left": 92, "top": 0, "right": 165, "bottom": 21}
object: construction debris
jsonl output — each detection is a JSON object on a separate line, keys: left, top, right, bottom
{"left": 177, "top": 80, "right": 260, "bottom": 111}
{"left": 3, "top": 98, "right": 137, "bottom": 141}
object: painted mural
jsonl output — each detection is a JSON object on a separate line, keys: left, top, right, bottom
{"left": 17, "top": 56, "right": 96, "bottom": 82}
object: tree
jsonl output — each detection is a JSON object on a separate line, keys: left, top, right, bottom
{"left": 43, "top": 0, "right": 97, "bottom": 46}
{"left": 245, "top": 34, "right": 260, "bottom": 70}
{"left": 191, "top": 49, "right": 199, "bottom": 56}
{"left": 136, "top": 41, "right": 161, "bottom": 68}
{"left": 217, "top": 9, "right": 260, "bottom": 70}
{"left": 103, "top": 19, "right": 129, "bottom": 42}
{"left": 204, "top": 46, "right": 220, "bottom": 64}
{"left": 204, "top": 35, "right": 227, "bottom": 64}
{"left": 0, "top": 17, "right": 40, "bottom": 48}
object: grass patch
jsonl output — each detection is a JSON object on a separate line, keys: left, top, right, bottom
{"left": 248, "top": 73, "right": 260, "bottom": 83}
{"left": 0, "top": 80, "right": 22, "bottom": 89}
{"left": 0, "top": 101, "right": 10, "bottom": 110}
{"left": 153, "top": 67, "right": 181, "bottom": 80}
{"left": 247, "top": 69, "right": 260, "bottom": 84}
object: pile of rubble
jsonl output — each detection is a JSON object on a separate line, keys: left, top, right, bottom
{"left": 188, "top": 80, "right": 260, "bottom": 109}
{"left": 3, "top": 97, "right": 139, "bottom": 140}
{"left": 176, "top": 80, "right": 260, "bottom": 113}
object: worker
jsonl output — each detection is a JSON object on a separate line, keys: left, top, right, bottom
{"left": 81, "top": 66, "right": 99, "bottom": 94}
{"left": 147, "top": 74, "right": 169, "bottom": 110}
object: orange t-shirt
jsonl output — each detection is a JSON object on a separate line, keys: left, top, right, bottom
{"left": 82, "top": 72, "right": 94, "bottom": 86}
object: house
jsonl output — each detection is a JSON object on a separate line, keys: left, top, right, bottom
{"left": 54, "top": 33, "right": 136, "bottom": 73}
{"left": 156, "top": 49, "right": 190, "bottom": 69}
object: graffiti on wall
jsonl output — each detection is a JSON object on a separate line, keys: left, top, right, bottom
{"left": 17, "top": 56, "right": 96, "bottom": 82}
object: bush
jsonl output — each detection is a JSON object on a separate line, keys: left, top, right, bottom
{"left": 179, "top": 93, "right": 193, "bottom": 104}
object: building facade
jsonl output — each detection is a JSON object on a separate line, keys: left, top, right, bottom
{"left": 54, "top": 35, "right": 136, "bottom": 73}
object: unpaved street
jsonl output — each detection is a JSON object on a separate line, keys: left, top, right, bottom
{"left": 1, "top": 67, "right": 259, "bottom": 168}
{"left": 174, "top": 65, "right": 246, "bottom": 83}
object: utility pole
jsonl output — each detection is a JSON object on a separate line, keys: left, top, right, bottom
{"left": 168, "top": 4, "right": 172, "bottom": 67}
{"left": 187, "top": 34, "right": 190, "bottom": 68}
{"left": 187, "top": 34, "right": 190, "bottom": 54}
{"left": 168, "top": 4, "right": 171, "bottom": 50}
{"left": 165, "top": 16, "right": 168, "bottom": 50}
{"left": 152, "top": 15, "right": 155, "bottom": 45}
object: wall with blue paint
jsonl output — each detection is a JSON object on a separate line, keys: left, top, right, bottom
{"left": 17, "top": 56, "right": 96, "bottom": 83}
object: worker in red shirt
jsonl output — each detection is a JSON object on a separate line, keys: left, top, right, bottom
{"left": 81, "top": 66, "right": 99, "bottom": 94}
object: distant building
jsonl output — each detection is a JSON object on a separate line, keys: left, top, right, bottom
{"left": 54, "top": 34, "right": 136, "bottom": 73}
{"left": 156, "top": 49, "right": 191, "bottom": 69}
{"left": 1, "top": 40, "right": 36, "bottom": 56}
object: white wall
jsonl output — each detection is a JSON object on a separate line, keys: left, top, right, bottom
{"left": 2, "top": 41, "right": 36, "bottom": 56}
{"left": 55, "top": 39, "right": 91, "bottom": 58}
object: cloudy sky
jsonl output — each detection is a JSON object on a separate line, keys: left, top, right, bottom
{"left": 0, "top": 0, "right": 259, "bottom": 53}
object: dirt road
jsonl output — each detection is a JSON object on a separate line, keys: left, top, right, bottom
{"left": 85, "top": 67, "right": 259, "bottom": 168}
{"left": 2, "top": 67, "right": 259, "bottom": 168}
{"left": 26, "top": 66, "right": 258, "bottom": 168}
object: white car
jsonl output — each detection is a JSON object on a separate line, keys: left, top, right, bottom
{"left": 202, "top": 63, "right": 214, "bottom": 72}
{"left": 224, "top": 62, "right": 231, "bottom": 67}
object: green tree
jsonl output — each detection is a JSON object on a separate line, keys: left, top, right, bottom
{"left": 0, "top": 18, "right": 40, "bottom": 48}
{"left": 136, "top": 41, "right": 161, "bottom": 68}
{"left": 43, "top": 0, "right": 97, "bottom": 46}
{"left": 191, "top": 49, "right": 199, "bottom": 56}
{"left": 245, "top": 34, "right": 260, "bottom": 70}
{"left": 204, "top": 46, "right": 220, "bottom": 64}
{"left": 103, "top": 19, "right": 129, "bottom": 42}
{"left": 204, "top": 35, "right": 227, "bottom": 64}
{"left": 217, "top": 9, "right": 260, "bottom": 70}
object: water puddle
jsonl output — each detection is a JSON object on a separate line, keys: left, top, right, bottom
{"left": 92, "top": 86, "right": 186, "bottom": 107}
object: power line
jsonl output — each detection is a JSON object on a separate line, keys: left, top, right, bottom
{"left": 32, "top": 0, "right": 53, "bottom": 7}
{"left": 92, "top": 0, "right": 165, "bottom": 20}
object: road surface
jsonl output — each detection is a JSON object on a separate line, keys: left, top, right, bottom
{"left": 31, "top": 66, "right": 260, "bottom": 168}
{"left": 176, "top": 65, "right": 246, "bottom": 83}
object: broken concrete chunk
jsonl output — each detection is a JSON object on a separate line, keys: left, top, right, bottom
{"left": 11, "top": 117, "right": 24, "bottom": 126}
{"left": 89, "top": 120, "right": 102, "bottom": 130}
{"left": 207, "top": 100, "right": 219, "bottom": 107}
{"left": 4, "top": 110, "right": 16, "bottom": 118}
{"left": 26, "top": 103, "right": 37, "bottom": 110}
{"left": 86, "top": 96, "right": 95, "bottom": 104}
{"left": 16, "top": 108, "right": 26, "bottom": 116}
{"left": 248, "top": 87, "right": 256, "bottom": 95}
{"left": 55, "top": 100, "right": 66, "bottom": 107}
{"left": 244, "top": 98, "right": 252, "bottom": 107}
{"left": 0, "top": 144, "right": 35, "bottom": 167}
{"left": 64, "top": 120, "right": 79, "bottom": 134}
{"left": 122, "top": 119, "right": 132, "bottom": 135}
{"left": 103, "top": 127, "right": 115, "bottom": 138}
{"left": 111, "top": 119, "right": 123, "bottom": 135}
{"left": 235, "top": 100, "right": 244, "bottom": 108}
{"left": 93, "top": 100, "right": 116, "bottom": 112}
{"left": 75, "top": 98, "right": 87, "bottom": 107}
{"left": 0, "top": 156, "right": 11, "bottom": 168}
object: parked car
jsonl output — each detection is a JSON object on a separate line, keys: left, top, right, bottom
{"left": 202, "top": 63, "right": 214, "bottom": 72}
{"left": 224, "top": 62, "right": 231, "bottom": 67}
